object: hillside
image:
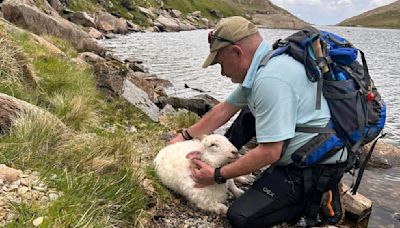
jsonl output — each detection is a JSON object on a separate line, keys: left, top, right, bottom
{"left": 338, "top": 0, "right": 400, "bottom": 29}
{"left": 64, "top": 0, "right": 308, "bottom": 29}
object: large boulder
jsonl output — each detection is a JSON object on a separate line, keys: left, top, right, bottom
{"left": 0, "top": 93, "right": 66, "bottom": 133}
{"left": 362, "top": 141, "right": 400, "bottom": 168}
{"left": 1, "top": 0, "right": 104, "bottom": 54}
{"left": 95, "top": 11, "right": 128, "bottom": 34}
{"left": 342, "top": 183, "right": 372, "bottom": 222}
{"left": 69, "top": 11, "right": 96, "bottom": 28}
{"left": 155, "top": 15, "right": 180, "bottom": 32}
{"left": 158, "top": 94, "right": 219, "bottom": 117}
{"left": 122, "top": 79, "right": 160, "bottom": 122}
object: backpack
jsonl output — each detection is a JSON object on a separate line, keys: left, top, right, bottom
{"left": 260, "top": 26, "right": 386, "bottom": 226}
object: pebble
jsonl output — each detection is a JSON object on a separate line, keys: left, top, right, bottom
{"left": 49, "top": 193, "right": 59, "bottom": 201}
{"left": 18, "top": 186, "right": 29, "bottom": 195}
{"left": 0, "top": 166, "right": 62, "bottom": 226}
{"left": 33, "top": 216, "right": 44, "bottom": 227}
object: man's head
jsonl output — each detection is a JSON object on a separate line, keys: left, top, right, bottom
{"left": 202, "top": 16, "right": 261, "bottom": 83}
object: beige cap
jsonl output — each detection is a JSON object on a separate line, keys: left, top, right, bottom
{"left": 202, "top": 16, "right": 258, "bottom": 68}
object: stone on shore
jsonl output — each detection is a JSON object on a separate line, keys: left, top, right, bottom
{"left": 0, "top": 165, "right": 22, "bottom": 182}
{"left": 95, "top": 11, "right": 128, "bottom": 34}
{"left": 1, "top": 0, "right": 104, "bottom": 54}
{"left": 122, "top": 79, "right": 159, "bottom": 122}
{"left": 342, "top": 183, "right": 373, "bottom": 222}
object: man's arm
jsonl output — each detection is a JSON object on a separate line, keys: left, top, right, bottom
{"left": 190, "top": 141, "right": 283, "bottom": 187}
{"left": 220, "top": 141, "right": 282, "bottom": 178}
{"left": 169, "top": 101, "right": 241, "bottom": 143}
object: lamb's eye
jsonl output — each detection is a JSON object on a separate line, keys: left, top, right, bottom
{"left": 210, "top": 143, "right": 217, "bottom": 147}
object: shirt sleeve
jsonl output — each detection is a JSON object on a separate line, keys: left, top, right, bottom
{"left": 253, "top": 77, "right": 298, "bottom": 143}
{"left": 226, "top": 85, "right": 248, "bottom": 108}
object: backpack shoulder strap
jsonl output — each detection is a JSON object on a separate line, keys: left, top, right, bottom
{"left": 258, "top": 49, "right": 275, "bottom": 69}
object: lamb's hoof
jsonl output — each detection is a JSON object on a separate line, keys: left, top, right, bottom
{"left": 214, "top": 203, "right": 228, "bottom": 215}
{"left": 232, "top": 188, "right": 244, "bottom": 198}
{"left": 234, "top": 174, "right": 256, "bottom": 185}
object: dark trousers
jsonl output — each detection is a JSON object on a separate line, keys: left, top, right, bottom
{"left": 224, "top": 107, "right": 306, "bottom": 227}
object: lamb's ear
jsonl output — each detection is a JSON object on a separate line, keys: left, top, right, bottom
{"left": 186, "top": 151, "right": 202, "bottom": 159}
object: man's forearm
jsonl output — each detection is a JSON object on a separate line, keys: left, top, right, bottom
{"left": 220, "top": 142, "right": 282, "bottom": 179}
{"left": 187, "top": 101, "right": 240, "bottom": 138}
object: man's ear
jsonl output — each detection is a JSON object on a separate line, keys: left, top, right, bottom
{"left": 232, "top": 45, "right": 243, "bottom": 57}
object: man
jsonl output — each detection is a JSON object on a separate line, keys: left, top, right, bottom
{"left": 169, "top": 16, "right": 331, "bottom": 227}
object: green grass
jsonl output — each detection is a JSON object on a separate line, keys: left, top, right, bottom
{"left": 0, "top": 15, "right": 193, "bottom": 226}
{"left": 339, "top": 10, "right": 400, "bottom": 29}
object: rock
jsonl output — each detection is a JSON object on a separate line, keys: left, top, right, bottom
{"left": 30, "top": 33, "right": 65, "bottom": 56}
{"left": 155, "top": 15, "right": 180, "bottom": 32}
{"left": 93, "top": 60, "right": 125, "bottom": 97}
{"left": 104, "top": 33, "right": 116, "bottom": 39}
{"left": 363, "top": 141, "right": 400, "bottom": 168}
{"left": 69, "top": 11, "right": 96, "bottom": 28}
{"left": 179, "top": 20, "right": 197, "bottom": 31}
{"left": 342, "top": 183, "right": 372, "bottom": 222}
{"left": 32, "top": 216, "right": 43, "bottom": 227}
{"left": 160, "top": 104, "right": 176, "bottom": 116}
{"left": 48, "top": 0, "right": 64, "bottom": 13}
{"left": 1, "top": 1, "right": 104, "bottom": 54}
{"left": 191, "top": 11, "right": 202, "bottom": 18}
{"left": 125, "top": 57, "right": 143, "bottom": 64}
{"left": 126, "top": 20, "right": 141, "bottom": 32}
{"left": 209, "top": 9, "right": 223, "bottom": 18}
{"left": 20, "top": 178, "right": 30, "bottom": 186}
{"left": 18, "top": 186, "right": 29, "bottom": 195}
{"left": 87, "top": 27, "right": 103, "bottom": 39}
{"left": 158, "top": 94, "right": 219, "bottom": 117}
{"left": 393, "top": 212, "right": 400, "bottom": 221}
{"left": 125, "top": 125, "right": 137, "bottom": 133}
{"left": 170, "top": 9, "right": 182, "bottom": 18}
{"left": 201, "top": 18, "right": 210, "bottom": 27}
{"left": 78, "top": 52, "right": 105, "bottom": 64}
{"left": 129, "top": 62, "right": 147, "bottom": 72}
{"left": 122, "top": 79, "right": 159, "bottom": 122}
{"left": 0, "top": 165, "right": 22, "bottom": 182}
{"left": 138, "top": 6, "right": 156, "bottom": 18}
{"left": 95, "top": 11, "right": 128, "bottom": 34}
{"left": 48, "top": 192, "right": 59, "bottom": 201}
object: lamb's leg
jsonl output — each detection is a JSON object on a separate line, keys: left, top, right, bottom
{"left": 191, "top": 197, "right": 228, "bottom": 214}
{"left": 234, "top": 174, "right": 256, "bottom": 185}
{"left": 227, "top": 179, "right": 244, "bottom": 198}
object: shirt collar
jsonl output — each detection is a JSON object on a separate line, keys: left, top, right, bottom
{"left": 241, "top": 40, "right": 271, "bottom": 89}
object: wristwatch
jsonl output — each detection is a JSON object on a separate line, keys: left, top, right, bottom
{"left": 214, "top": 167, "right": 227, "bottom": 184}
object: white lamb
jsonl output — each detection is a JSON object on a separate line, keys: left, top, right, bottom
{"left": 153, "top": 134, "right": 245, "bottom": 214}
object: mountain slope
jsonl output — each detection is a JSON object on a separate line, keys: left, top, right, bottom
{"left": 338, "top": 0, "right": 400, "bottom": 28}
{"left": 161, "top": 0, "right": 308, "bottom": 29}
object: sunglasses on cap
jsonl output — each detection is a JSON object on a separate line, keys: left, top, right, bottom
{"left": 208, "top": 31, "right": 235, "bottom": 45}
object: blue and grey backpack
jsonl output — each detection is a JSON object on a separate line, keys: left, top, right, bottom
{"left": 262, "top": 26, "right": 386, "bottom": 226}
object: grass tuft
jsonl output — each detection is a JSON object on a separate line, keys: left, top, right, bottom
{"left": 48, "top": 94, "right": 98, "bottom": 131}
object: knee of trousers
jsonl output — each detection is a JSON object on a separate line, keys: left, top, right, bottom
{"left": 227, "top": 206, "right": 250, "bottom": 228}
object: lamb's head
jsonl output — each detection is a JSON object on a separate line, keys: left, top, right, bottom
{"left": 200, "top": 134, "right": 239, "bottom": 168}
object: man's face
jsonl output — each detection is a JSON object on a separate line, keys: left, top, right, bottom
{"left": 214, "top": 45, "right": 246, "bottom": 84}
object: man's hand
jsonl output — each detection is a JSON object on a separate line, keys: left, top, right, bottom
{"left": 186, "top": 151, "right": 215, "bottom": 188}
{"left": 168, "top": 133, "right": 185, "bottom": 145}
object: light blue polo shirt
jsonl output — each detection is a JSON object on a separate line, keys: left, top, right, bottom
{"left": 227, "top": 40, "right": 331, "bottom": 166}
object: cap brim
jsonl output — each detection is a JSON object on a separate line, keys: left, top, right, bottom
{"left": 202, "top": 51, "right": 218, "bottom": 68}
